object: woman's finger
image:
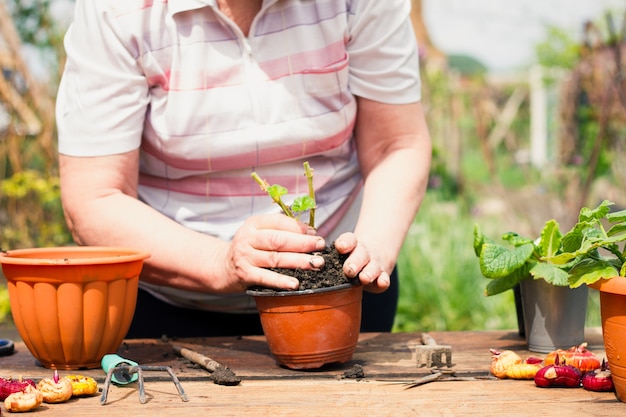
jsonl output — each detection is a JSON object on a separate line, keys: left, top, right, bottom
{"left": 251, "top": 228, "right": 326, "bottom": 253}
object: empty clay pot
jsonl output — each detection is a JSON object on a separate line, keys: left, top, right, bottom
{"left": 247, "top": 283, "right": 363, "bottom": 370}
{"left": 0, "top": 246, "right": 149, "bottom": 370}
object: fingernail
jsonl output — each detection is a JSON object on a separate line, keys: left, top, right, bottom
{"left": 379, "top": 274, "right": 390, "bottom": 287}
{"left": 315, "top": 238, "right": 326, "bottom": 250}
{"left": 309, "top": 256, "right": 324, "bottom": 269}
{"left": 345, "top": 263, "right": 357, "bottom": 277}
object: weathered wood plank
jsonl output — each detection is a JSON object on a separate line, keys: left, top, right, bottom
{"left": 0, "top": 329, "right": 606, "bottom": 379}
{"left": 1, "top": 329, "right": 621, "bottom": 416}
{"left": 12, "top": 377, "right": 622, "bottom": 417}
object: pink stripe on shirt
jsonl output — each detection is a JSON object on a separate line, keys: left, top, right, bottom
{"left": 139, "top": 172, "right": 335, "bottom": 197}
{"left": 147, "top": 42, "right": 347, "bottom": 92}
{"left": 140, "top": 119, "right": 355, "bottom": 172}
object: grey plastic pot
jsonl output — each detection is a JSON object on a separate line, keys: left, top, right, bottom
{"left": 520, "top": 278, "right": 588, "bottom": 353}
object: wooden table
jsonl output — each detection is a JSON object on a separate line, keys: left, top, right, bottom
{"left": 1, "top": 329, "right": 623, "bottom": 416}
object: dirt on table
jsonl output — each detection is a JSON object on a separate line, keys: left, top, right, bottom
{"left": 256, "top": 244, "right": 355, "bottom": 291}
{"left": 209, "top": 366, "right": 241, "bottom": 386}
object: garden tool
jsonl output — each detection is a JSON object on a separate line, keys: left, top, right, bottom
{"left": 378, "top": 368, "right": 495, "bottom": 389}
{"left": 173, "top": 344, "right": 241, "bottom": 386}
{"left": 101, "top": 354, "right": 139, "bottom": 385}
{"left": 412, "top": 333, "right": 453, "bottom": 368}
{"left": 100, "top": 354, "right": 188, "bottom": 405}
{"left": 0, "top": 339, "right": 14, "bottom": 356}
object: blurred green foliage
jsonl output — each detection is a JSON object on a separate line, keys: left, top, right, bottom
{"left": 535, "top": 27, "right": 581, "bottom": 70}
{"left": 0, "top": 286, "right": 10, "bottom": 323}
{"left": 1, "top": 170, "right": 71, "bottom": 249}
{"left": 1, "top": 1, "right": 73, "bottom": 324}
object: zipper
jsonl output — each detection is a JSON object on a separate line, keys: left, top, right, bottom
{"left": 240, "top": 37, "right": 261, "bottom": 123}
{"left": 212, "top": 7, "right": 262, "bottom": 123}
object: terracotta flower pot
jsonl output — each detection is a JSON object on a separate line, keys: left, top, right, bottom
{"left": 0, "top": 246, "right": 149, "bottom": 370}
{"left": 247, "top": 283, "right": 363, "bottom": 370}
{"left": 589, "top": 278, "right": 626, "bottom": 403}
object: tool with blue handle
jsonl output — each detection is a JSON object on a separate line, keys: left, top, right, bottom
{"left": 100, "top": 354, "right": 188, "bottom": 405}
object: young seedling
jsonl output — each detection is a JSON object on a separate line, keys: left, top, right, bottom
{"left": 251, "top": 162, "right": 317, "bottom": 229}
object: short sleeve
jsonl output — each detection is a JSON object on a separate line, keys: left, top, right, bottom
{"left": 346, "top": 0, "right": 421, "bottom": 104}
{"left": 56, "top": 0, "right": 150, "bottom": 156}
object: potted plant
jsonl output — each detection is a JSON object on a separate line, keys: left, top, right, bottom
{"left": 473, "top": 220, "right": 588, "bottom": 353}
{"left": 246, "top": 162, "right": 362, "bottom": 370}
{"left": 546, "top": 200, "right": 626, "bottom": 402}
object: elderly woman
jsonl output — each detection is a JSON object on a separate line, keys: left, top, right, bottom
{"left": 56, "top": 0, "right": 431, "bottom": 337}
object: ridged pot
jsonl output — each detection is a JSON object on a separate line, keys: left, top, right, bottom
{"left": 0, "top": 246, "right": 149, "bottom": 370}
{"left": 589, "top": 278, "right": 626, "bottom": 403}
{"left": 247, "top": 283, "right": 362, "bottom": 370}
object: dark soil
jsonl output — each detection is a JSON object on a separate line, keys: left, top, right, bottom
{"left": 342, "top": 363, "right": 365, "bottom": 380}
{"left": 254, "top": 244, "right": 355, "bottom": 292}
{"left": 209, "top": 366, "right": 241, "bottom": 386}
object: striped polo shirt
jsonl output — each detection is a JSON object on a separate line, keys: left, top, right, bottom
{"left": 56, "top": 0, "right": 421, "bottom": 312}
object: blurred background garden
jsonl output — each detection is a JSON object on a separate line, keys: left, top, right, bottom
{"left": 2, "top": 0, "right": 626, "bottom": 333}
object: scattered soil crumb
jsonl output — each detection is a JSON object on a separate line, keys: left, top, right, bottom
{"left": 210, "top": 366, "right": 241, "bottom": 386}
{"left": 342, "top": 364, "right": 365, "bottom": 380}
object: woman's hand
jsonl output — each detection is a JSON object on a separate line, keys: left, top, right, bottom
{"left": 217, "top": 213, "right": 327, "bottom": 292}
{"left": 334, "top": 232, "right": 390, "bottom": 293}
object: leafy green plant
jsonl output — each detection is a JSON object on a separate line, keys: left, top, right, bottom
{"left": 547, "top": 200, "right": 626, "bottom": 288}
{"left": 251, "top": 161, "right": 317, "bottom": 228}
{"left": 473, "top": 219, "right": 569, "bottom": 296}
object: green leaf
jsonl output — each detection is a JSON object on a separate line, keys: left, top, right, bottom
{"left": 473, "top": 224, "right": 486, "bottom": 257}
{"left": 606, "top": 224, "right": 626, "bottom": 240}
{"left": 479, "top": 241, "right": 534, "bottom": 278}
{"left": 530, "top": 261, "right": 569, "bottom": 286}
{"left": 266, "top": 184, "right": 288, "bottom": 199}
{"left": 501, "top": 232, "right": 533, "bottom": 247}
{"left": 606, "top": 209, "right": 626, "bottom": 224}
{"left": 560, "top": 221, "right": 605, "bottom": 253}
{"left": 579, "top": 200, "right": 613, "bottom": 222}
{"left": 545, "top": 252, "right": 575, "bottom": 265}
{"left": 291, "top": 196, "right": 315, "bottom": 213}
{"left": 560, "top": 224, "right": 584, "bottom": 253}
{"left": 484, "top": 267, "right": 529, "bottom": 296}
{"left": 567, "top": 258, "right": 619, "bottom": 288}
{"left": 537, "top": 219, "right": 561, "bottom": 258}
{"left": 558, "top": 225, "right": 605, "bottom": 259}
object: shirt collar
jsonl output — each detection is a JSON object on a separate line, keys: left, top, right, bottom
{"left": 168, "top": 0, "right": 281, "bottom": 15}
{"left": 168, "top": 0, "right": 216, "bottom": 15}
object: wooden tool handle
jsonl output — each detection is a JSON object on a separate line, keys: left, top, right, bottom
{"left": 173, "top": 345, "right": 221, "bottom": 372}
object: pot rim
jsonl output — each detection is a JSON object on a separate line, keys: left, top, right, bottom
{"left": 587, "top": 277, "right": 626, "bottom": 295}
{"left": 246, "top": 282, "right": 360, "bottom": 297}
{"left": 0, "top": 246, "right": 150, "bottom": 266}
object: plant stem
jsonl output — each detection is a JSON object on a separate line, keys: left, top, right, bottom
{"left": 607, "top": 245, "right": 626, "bottom": 265}
{"left": 303, "top": 161, "right": 316, "bottom": 229}
{"left": 251, "top": 172, "right": 295, "bottom": 218}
